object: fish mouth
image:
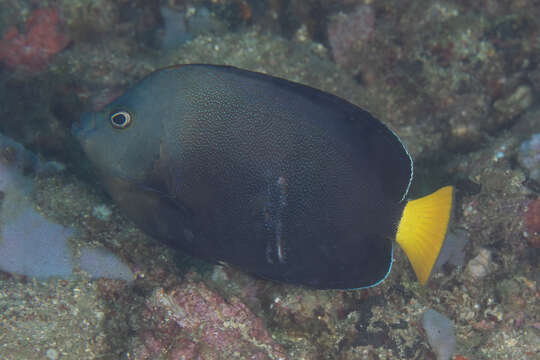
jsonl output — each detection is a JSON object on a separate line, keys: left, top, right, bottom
{"left": 72, "top": 112, "right": 96, "bottom": 141}
{"left": 71, "top": 112, "right": 147, "bottom": 187}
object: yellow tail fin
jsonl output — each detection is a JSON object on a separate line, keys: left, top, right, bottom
{"left": 396, "top": 186, "right": 453, "bottom": 285}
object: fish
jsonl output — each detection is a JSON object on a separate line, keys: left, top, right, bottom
{"left": 72, "top": 64, "right": 453, "bottom": 289}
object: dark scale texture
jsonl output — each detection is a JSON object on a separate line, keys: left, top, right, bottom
{"left": 74, "top": 65, "right": 411, "bottom": 289}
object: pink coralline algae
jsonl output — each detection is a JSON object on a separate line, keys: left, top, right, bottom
{"left": 525, "top": 197, "right": 540, "bottom": 248}
{"left": 327, "top": 5, "right": 375, "bottom": 66}
{"left": 131, "top": 276, "right": 288, "bottom": 360}
{"left": 0, "top": 8, "right": 70, "bottom": 72}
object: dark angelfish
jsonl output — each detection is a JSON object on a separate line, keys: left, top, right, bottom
{"left": 73, "top": 64, "right": 453, "bottom": 289}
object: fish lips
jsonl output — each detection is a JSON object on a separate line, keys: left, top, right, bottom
{"left": 72, "top": 112, "right": 96, "bottom": 141}
{"left": 71, "top": 111, "right": 149, "bottom": 187}
{"left": 72, "top": 112, "right": 101, "bottom": 171}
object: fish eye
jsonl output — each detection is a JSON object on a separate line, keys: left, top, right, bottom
{"left": 110, "top": 111, "right": 132, "bottom": 129}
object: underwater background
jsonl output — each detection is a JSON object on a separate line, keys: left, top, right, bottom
{"left": 0, "top": 0, "right": 539, "bottom": 359}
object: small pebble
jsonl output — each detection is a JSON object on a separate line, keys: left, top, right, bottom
{"left": 466, "top": 248, "right": 492, "bottom": 280}
{"left": 493, "top": 85, "right": 533, "bottom": 117}
{"left": 518, "top": 133, "right": 540, "bottom": 183}
{"left": 422, "top": 309, "right": 456, "bottom": 360}
{"left": 92, "top": 204, "right": 112, "bottom": 221}
{"left": 46, "top": 348, "right": 59, "bottom": 360}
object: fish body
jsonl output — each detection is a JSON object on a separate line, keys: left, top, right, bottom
{"left": 73, "top": 64, "right": 452, "bottom": 289}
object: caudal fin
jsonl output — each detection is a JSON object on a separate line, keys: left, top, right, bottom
{"left": 396, "top": 186, "right": 453, "bottom": 284}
